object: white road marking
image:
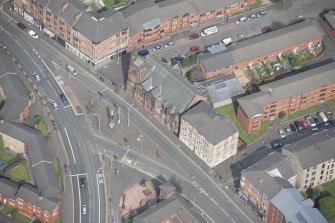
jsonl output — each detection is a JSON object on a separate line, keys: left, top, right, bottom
{"left": 76, "top": 175, "right": 82, "bottom": 223}
{"left": 120, "top": 149, "right": 129, "bottom": 162}
{"left": 100, "top": 88, "right": 107, "bottom": 93}
{"left": 64, "top": 127, "right": 76, "bottom": 164}
{"left": 70, "top": 173, "right": 88, "bottom": 177}
{"left": 63, "top": 104, "right": 72, "bottom": 109}
{"left": 96, "top": 173, "right": 101, "bottom": 223}
{"left": 210, "top": 197, "right": 218, "bottom": 205}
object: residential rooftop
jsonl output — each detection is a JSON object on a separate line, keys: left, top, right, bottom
{"left": 282, "top": 129, "right": 335, "bottom": 170}
{"left": 324, "top": 10, "right": 335, "bottom": 28}
{"left": 237, "top": 62, "right": 335, "bottom": 118}
{"left": 198, "top": 20, "right": 324, "bottom": 73}
{"left": 181, "top": 101, "right": 238, "bottom": 145}
{"left": 0, "top": 178, "right": 19, "bottom": 200}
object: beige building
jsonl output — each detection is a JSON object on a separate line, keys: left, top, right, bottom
{"left": 11, "top": 0, "right": 128, "bottom": 68}
{"left": 282, "top": 129, "right": 335, "bottom": 191}
{"left": 179, "top": 101, "right": 238, "bottom": 168}
{"left": 0, "top": 132, "right": 26, "bottom": 154}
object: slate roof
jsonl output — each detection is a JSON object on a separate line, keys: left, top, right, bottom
{"left": 138, "top": 57, "right": 204, "bottom": 115}
{"left": 271, "top": 188, "right": 327, "bottom": 223}
{"left": 282, "top": 129, "right": 335, "bottom": 170}
{"left": 199, "top": 75, "right": 243, "bottom": 105}
{"left": 198, "top": 21, "right": 324, "bottom": 73}
{"left": 121, "top": 0, "right": 242, "bottom": 35}
{"left": 0, "top": 73, "right": 29, "bottom": 122}
{"left": 182, "top": 101, "right": 238, "bottom": 145}
{"left": 324, "top": 10, "right": 335, "bottom": 28}
{"left": 242, "top": 152, "right": 296, "bottom": 200}
{"left": 0, "top": 178, "right": 19, "bottom": 200}
{"left": 0, "top": 122, "right": 59, "bottom": 198}
{"left": 132, "top": 195, "right": 206, "bottom": 223}
{"left": 42, "top": 0, "right": 127, "bottom": 43}
{"left": 16, "top": 184, "right": 59, "bottom": 213}
{"left": 237, "top": 62, "right": 335, "bottom": 118}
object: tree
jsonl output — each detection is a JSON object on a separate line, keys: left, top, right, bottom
{"left": 271, "top": 20, "right": 285, "bottom": 31}
{"left": 318, "top": 196, "right": 335, "bottom": 221}
{"left": 173, "top": 180, "right": 182, "bottom": 193}
{"left": 278, "top": 111, "right": 286, "bottom": 120}
{"left": 306, "top": 188, "right": 320, "bottom": 202}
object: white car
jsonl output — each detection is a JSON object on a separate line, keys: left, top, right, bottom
{"left": 33, "top": 72, "right": 41, "bottom": 81}
{"left": 278, "top": 129, "right": 286, "bottom": 138}
{"left": 152, "top": 45, "right": 161, "bottom": 52}
{"left": 82, "top": 205, "right": 87, "bottom": 215}
{"left": 28, "top": 30, "right": 38, "bottom": 39}
{"left": 49, "top": 99, "right": 59, "bottom": 110}
{"left": 164, "top": 41, "right": 175, "bottom": 48}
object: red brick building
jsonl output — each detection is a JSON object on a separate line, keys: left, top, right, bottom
{"left": 236, "top": 62, "right": 335, "bottom": 134}
{"left": 197, "top": 21, "right": 324, "bottom": 80}
{"left": 321, "top": 10, "right": 335, "bottom": 41}
{"left": 0, "top": 179, "right": 60, "bottom": 223}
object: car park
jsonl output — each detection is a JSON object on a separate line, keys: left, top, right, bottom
{"left": 49, "top": 99, "right": 59, "bottom": 110}
{"left": 271, "top": 142, "right": 283, "bottom": 149}
{"left": 190, "top": 46, "right": 200, "bottom": 53}
{"left": 17, "top": 22, "right": 27, "bottom": 31}
{"left": 189, "top": 33, "right": 200, "bottom": 40}
{"left": 278, "top": 129, "right": 286, "bottom": 138}
{"left": 82, "top": 205, "right": 87, "bottom": 215}
{"left": 300, "top": 120, "right": 309, "bottom": 129}
{"left": 152, "top": 45, "right": 161, "bottom": 52}
{"left": 289, "top": 124, "right": 297, "bottom": 132}
{"left": 305, "top": 115, "right": 317, "bottom": 131}
{"left": 164, "top": 41, "right": 175, "bottom": 48}
{"left": 28, "top": 30, "right": 38, "bottom": 39}
{"left": 284, "top": 126, "right": 292, "bottom": 135}
{"left": 59, "top": 93, "right": 68, "bottom": 103}
{"left": 33, "top": 73, "right": 41, "bottom": 82}
{"left": 138, "top": 49, "right": 149, "bottom": 57}
{"left": 294, "top": 121, "right": 304, "bottom": 133}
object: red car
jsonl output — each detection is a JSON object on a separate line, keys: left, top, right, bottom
{"left": 189, "top": 33, "right": 200, "bottom": 40}
{"left": 261, "top": 26, "right": 272, "bottom": 33}
{"left": 190, "top": 46, "right": 200, "bottom": 53}
{"left": 300, "top": 120, "right": 309, "bottom": 129}
{"left": 17, "top": 22, "right": 27, "bottom": 31}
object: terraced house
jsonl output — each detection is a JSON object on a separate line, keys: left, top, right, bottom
{"left": 11, "top": 0, "right": 128, "bottom": 68}
{"left": 236, "top": 62, "right": 335, "bottom": 134}
{"left": 197, "top": 21, "right": 324, "bottom": 80}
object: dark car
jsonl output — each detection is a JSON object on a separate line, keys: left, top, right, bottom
{"left": 17, "top": 22, "right": 27, "bottom": 31}
{"left": 60, "top": 93, "right": 68, "bottom": 103}
{"left": 256, "top": 11, "right": 267, "bottom": 17}
{"left": 294, "top": 121, "right": 304, "bottom": 133}
{"left": 261, "top": 26, "right": 272, "bottom": 33}
{"left": 79, "top": 178, "right": 86, "bottom": 189}
{"left": 325, "top": 111, "right": 334, "bottom": 123}
{"left": 314, "top": 117, "right": 321, "bottom": 126}
{"left": 189, "top": 33, "right": 200, "bottom": 40}
{"left": 138, "top": 49, "right": 149, "bottom": 57}
{"left": 271, "top": 142, "right": 283, "bottom": 149}
{"left": 289, "top": 123, "right": 297, "bottom": 132}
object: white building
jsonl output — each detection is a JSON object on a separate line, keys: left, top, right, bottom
{"left": 179, "top": 101, "right": 239, "bottom": 168}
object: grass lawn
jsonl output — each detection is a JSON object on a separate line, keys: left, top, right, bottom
{"left": 55, "top": 218, "right": 62, "bottom": 223}
{"left": 0, "top": 141, "right": 17, "bottom": 162}
{"left": 103, "top": 0, "right": 127, "bottom": 7}
{"left": 12, "top": 210, "right": 31, "bottom": 223}
{"left": 52, "top": 155, "right": 63, "bottom": 192}
{"left": 326, "top": 98, "right": 335, "bottom": 107}
{"left": 181, "top": 54, "right": 197, "bottom": 68}
{"left": 217, "top": 104, "right": 271, "bottom": 144}
{"left": 34, "top": 116, "right": 50, "bottom": 138}
{"left": 248, "top": 0, "right": 262, "bottom": 10}
{"left": 281, "top": 105, "right": 320, "bottom": 122}
{"left": 2, "top": 205, "right": 13, "bottom": 214}
{"left": 6, "top": 162, "right": 30, "bottom": 182}
{"left": 323, "top": 180, "right": 335, "bottom": 197}
{"left": 90, "top": 3, "right": 98, "bottom": 11}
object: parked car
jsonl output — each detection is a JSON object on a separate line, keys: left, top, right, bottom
{"left": 17, "top": 22, "right": 27, "bottom": 31}
{"left": 305, "top": 115, "right": 317, "bottom": 131}
{"left": 283, "top": 126, "right": 292, "bottom": 135}
{"left": 261, "top": 26, "right": 272, "bottom": 33}
{"left": 220, "top": 37, "right": 233, "bottom": 46}
{"left": 49, "top": 99, "right": 59, "bottom": 110}
{"left": 164, "top": 41, "right": 175, "bottom": 48}
{"left": 190, "top": 46, "right": 200, "bottom": 53}
{"left": 278, "top": 129, "right": 286, "bottom": 138}
{"left": 236, "top": 16, "right": 247, "bottom": 25}
{"left": 189, "top": 33, "right": 200, "bottom": 40}
{"left": 289, "top": 123, "right": 297, "bottom": 132}
{"left": 313, "top": 117, "right": 321, "bottom": 126}
{"left": 256, "top": 11, "right": 267, "bottom": 18}
{"left": 28, "top": 30, "right": 38, "bottom": 39}
{"left": 271, "top": 142, "right": 283, "bottom": 149}
{"left": 33, "top": 73, "right": 41, "bottom": 82}
{"left": 325, "top": 111, "right": 334, "bottom": 123}
{"left": 152, "top": 45, "right": 161, "bottom": 52}
{"left": 294, "top": 121, "right": 304, "bottom": 133}
{"left": 82, "top": 205, "right": 87, "bottom": 215}
{"left": 247, "top": 14, "right": 256, "bottom": 20}
{"left": 300, "top": 120, "right": 309, "bottom": 129}
{"left": 317, "top": 111, "right": 329, "bottom": 126}
{"left": 138, "top": 49, "right": 149, "bottom": 57}
{"left": 60, "top": 93, "right": 68, "bottom": 104}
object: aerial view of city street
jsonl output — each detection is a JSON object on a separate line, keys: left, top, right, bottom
{"left": 0, "top": 0, "right": 335, "bottom": 222}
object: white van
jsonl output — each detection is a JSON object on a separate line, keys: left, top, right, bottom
{"left": 317, "top": 111, "right": 329, "bottom": 126}
{"left": 200, "top": 26, "right": 218, "bottom": 37}
{"left": 66, "top": 65, "right": 78, "bottom": 76}
{"left": 220, "top": 37, "right": 233, "bottom": 46}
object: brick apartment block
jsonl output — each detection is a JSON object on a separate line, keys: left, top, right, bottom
{"left": 236, "top": 62, "right": 335, "bottom": 134}
{"left": 11, "top": 0, "right": 257, "bottom": 67}
{"left": 197, "top": 21, "right": 324, "bottom": 80}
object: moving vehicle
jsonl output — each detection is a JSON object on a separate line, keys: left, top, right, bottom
{"left": 138, "top": 49, "right": 149, "bottom": 57}
{"left": 33, "top": 73, "right": 41, "bottom": 82}
{"left": 66, "top": 64, "right": 78, "bottom": 76}
{"left": 164, "top": 41, "right": 176, "bottom": 48}
{"left": 190, "top": 46, "right": 200, "bottom": 53}
{"left": 28, "top": 30, "right": 38, "bottom": 39}
{"left": 289, "top": 124, "right": 297, "bottom": 132}
{"left": 200, "top": 26, "right": 218, "bottom": 36}
{"left": 305, "top": 115, "right": 317, "bottom": 131}
{"left": 189, "top": 33, "right": 200, "bottom": 40}
{"left": 294, "top": 121, "right": 304, "bottom": 133}
{"left": 17, "top": 22, "right": 27, "bottom": 31}
{"left": 317, "top": 111, "right": 329, "bottom": 126}
{"left": 220, "top": 37, "right": 233, "bottom": 46}
{"left": 278, "top": 129, "right": 286, "bottom": 138}
{"left": 49, "top": 99, "right": 59, "bottom": 110}
{"left": 152, "top": 45, "right": 161, "bottom": 52}
{"left": 82, "top": 205, "right": 87, "bottom": 215}
{"left": 79, "top": 178, "right": 86, "bottom": 189}
{"left": 59, "top": 93, "right": 68, "bottom": 103}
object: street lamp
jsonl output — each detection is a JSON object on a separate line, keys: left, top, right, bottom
{"left": 137, "top": 134, "right": 143, "bottom": 151}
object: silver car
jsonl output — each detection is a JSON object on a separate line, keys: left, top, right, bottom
{"left": 82, "top": 205, "right": 87, "bottom": 215}
{"left": 278, "top": 129, "right": 286, "bottom": 138}
{"left": 164, "top": 41, "right": 175, "bottom": 48}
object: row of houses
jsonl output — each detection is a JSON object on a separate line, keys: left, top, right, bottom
{"left": 240, "top": 129, "right": 335, "bottom": 222}
{"left": 0, "top": 72, "right": 60, "bottom": 222}
{"left": 11, "top": 0, "right": 258, "bottom": 68}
